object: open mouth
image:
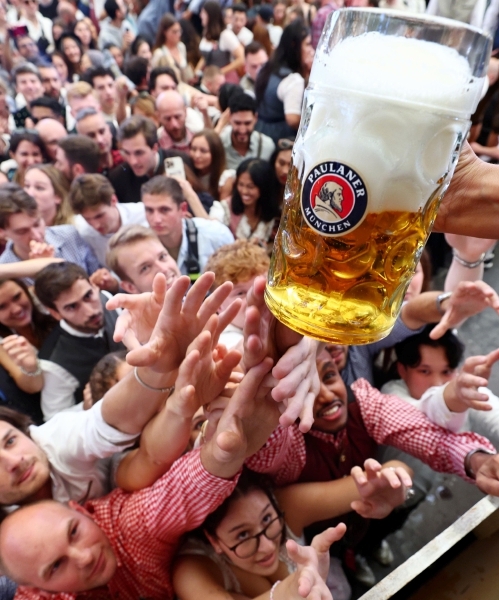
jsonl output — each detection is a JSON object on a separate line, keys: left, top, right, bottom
{"left": 318, "top": 401, "right": 343, "bottom": 421}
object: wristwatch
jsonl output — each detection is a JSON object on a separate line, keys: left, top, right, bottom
{"left": 464, "top": 448, "right": 496, "bottom": 479}
{"left": 436, "top": 291, "right": 452, "bottom": 315}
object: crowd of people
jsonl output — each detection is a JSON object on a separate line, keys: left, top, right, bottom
{"left": 0, "top": 0, "right": 498, "bottom": 599}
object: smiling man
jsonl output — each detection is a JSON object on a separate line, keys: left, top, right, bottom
{"left": 69, "top": 174, "right": 148, "bottom": 268}
{"left": 35, "top": 262, "right": 124, "bottom": 420}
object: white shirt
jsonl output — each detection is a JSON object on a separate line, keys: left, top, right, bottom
{"left": 177, "top": 217, "right": 234, "bottom": 276}
{"left": 381, "top": 379, "right": 467, "bottom": 432}
{"left": 232, "top": 25, "right": 254, "bottom": 46}
{"left": 219, "top": 323, "right": 243, "bottom": 349}
{"left": 199, "top": 28, "right": 242, "bottom": 56}
{"left": 29, "top": 400, "right": 137, "bottom": 503}
{"left": 75, "top": 203, "right": 149, "bottom": 268}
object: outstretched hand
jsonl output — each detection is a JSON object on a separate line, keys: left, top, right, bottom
{"left": 350, "top": 459, "right": 412, "bottom": 519}
{"left": 243, "top": 276, "right": 320, "bottom": 432}
{"left": 106, "top": 272, "right": 242, "bottom": 374}
{"left": 431, "top": 281, "right": 499, "bottom": 339}
{"left": 286, "top": 538, "right": 334, "bottom": 600}
{"left": 446, "top": 349, "right": 499, "bottom": 412}
{"left": 310, "top": 525, "right": 347, "bottom": 582}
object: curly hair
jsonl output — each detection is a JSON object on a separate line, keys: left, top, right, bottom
{"left": 204, "top": 240, "right": 270, "bottom": 289}
{"left": 89, "top": 350, "right": 128, "bottom": 404}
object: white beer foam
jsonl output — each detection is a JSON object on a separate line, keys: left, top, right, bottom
{"left": 295, "top": 33, "right": 482, "bottom": 213}
{"left": 310, "top": 32, "right": 483, "bottom": 116}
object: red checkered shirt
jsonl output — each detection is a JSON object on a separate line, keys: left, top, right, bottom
{"left": 14, "top": 449, "right": 238, "bottom": 600}
{"left": 247, "top": 379, "right": 496, "bottom": 485}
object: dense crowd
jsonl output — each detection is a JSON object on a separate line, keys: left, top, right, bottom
{"left": 0, "top": 0, "right": 498, "bottom": 599}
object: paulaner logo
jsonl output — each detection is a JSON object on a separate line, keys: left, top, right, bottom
{"left": 301, "top": 161, "right": 368, "bottom": 236}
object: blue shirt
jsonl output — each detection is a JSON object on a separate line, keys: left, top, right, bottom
{"left": 0, "top": 224, "right": 101, "bottom": 285}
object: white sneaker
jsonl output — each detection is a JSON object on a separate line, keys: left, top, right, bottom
{"left": 372, "top": 539, "right": 394, "bottom": 566}
{"left": 354, "top": 554, "right": 376, "bottom": 588}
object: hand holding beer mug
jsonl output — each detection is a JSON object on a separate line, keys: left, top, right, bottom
{"left": 265, "top": 9, "right": 491, "bottom": 344}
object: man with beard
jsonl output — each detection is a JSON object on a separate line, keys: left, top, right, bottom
{"left": 75, "top": 108, "right": 124, "bottom": 176}
{"left": 220, "top": 93, "right": 275, "bottom": 169}
{"left": 35, "top": 262, "right": 124, "bottom": 419}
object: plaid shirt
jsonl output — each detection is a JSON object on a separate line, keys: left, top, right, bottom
{"left": 311, "top": 2, "right": 340, "bottom": 48}
{"left": 0, "top": 225, "right": 101, "bottom": 285}
{"left": 247, "top": 379, "right": 496, "bottom": 485}
{"left": 14, "top": 450, "right": 239, "bottom": 600}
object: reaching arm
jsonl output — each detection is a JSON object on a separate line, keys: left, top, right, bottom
{"left": 444, "top": 234, "right": 496, "bottom": 291}
{"left": 115, "top": 322, "right": 241, "bottom": 491}
{"left": 434, "top": 141, "right": 499, "bottom": 239}
{"left": 0, "top": 337, "right": 43, "bottom": 394}
{"left": 0, "top": 257, "right": 63, "bottom": 279}
{"left": 102, "top": 272, "right": 241, "bottom": 434}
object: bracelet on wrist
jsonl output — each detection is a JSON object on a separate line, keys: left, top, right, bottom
{"left": 435, "top": 291, "right": 452, "bottom": 315}
{"left": 134, "top": 367, "right": 175, "bottom": 395}
{"left": 464, "top": 448, "right": 495, "bottom": 479}
{"left": 452, "top": 249, "right": 486, "bottom": 268}
{"left": 19, "top": 359, "right": 42, "bottom": 377}
{"left": 270, "top": 580, "right": 281, "bottom": 600}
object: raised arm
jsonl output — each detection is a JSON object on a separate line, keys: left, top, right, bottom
{"left": 102, "top": 272, "right": 241, "bottom": 434}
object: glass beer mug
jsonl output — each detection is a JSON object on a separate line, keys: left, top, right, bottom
{"left": 265, "top": 8, "right": 491, "bottom": 344}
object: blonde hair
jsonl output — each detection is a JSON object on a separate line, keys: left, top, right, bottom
{"left": 66, "top": 81, "right": 96, "bottom": 104}
{"left": 204, "top": 240, "right": 270, "bottom": 289}
{"left": 107, "top": 225, "right": 160, "bottom": 281}
{"left": 25, "top": 164, "right": 73, "bottom": 226}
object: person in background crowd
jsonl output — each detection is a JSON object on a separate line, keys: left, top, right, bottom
{"left": 55, "top": 134, "right": 100, "bottom": 182}
{"left": 156, "top": 89, "right": 200, "bottom": 152}
{"left": 66, "top": 80, "right": 101, "bottom": 122}
{"left": 311, "top": 0, "right": 342, "bottom": 49}
{"left": 99, "top": 0, "right": 134, "bottom": 51}
{"left": 109, "top": 114, "right": 183, "bottom": 203}
{"left": 38, "top": 62, "right": 63, "bottom": 101}
{"left": 255, "top": 19, "right": 313, "bottom": 143}
{"left": 58, "top": 32, "right": 84, "bottom": 82}
{"left": 24, "top": 163, "right": 73, "bottom": 226}
{"left": 35, "top": 261, "right": 124, "bottom": 419}
{"left": 106, "top": 224, "right": 181, "bottom": 293}
{"left": 73, "top": 17, "right": 98, "bottom": 51}
{"left": 124, "top": 56, "right": 149, "bottom": 93}
{"left": 220, "top": 93, "right": 275, "bottom": 170}
{"left": 75, "top": 107, "right": 124, "bottom": 174}
{"left": 16, "top": 0, "right": 54, "bottom": 53}
{"left": 270, "top": 136, "right": 293, "bottom": 205}
{"left": 28, "top": 96, "right": 65, "bottom": 124}
{"left": 190, "top": 128, "right": 235, "bottom": 200}
{"left": 230, "top": 4, "right": 254, "bottom": 46}
{"left": 240, "top": 41, "right": 269, "bottom": 97}
{"left": 131, "top": 35, "right": 153, "bottom": 64}
{"left": 0, "top": 184, "right": 101, "bottom": 282}
{"left": 209, "top": 158, "right": 280, "bottom": 247}
{"left": 70, "top": 173, "right": 148, "bottom": 268}
{"left": 50, "top": 50, "right": 70, "bottom": 87}
{"left": 11, "top": 63, "right": 45, "bottom": 128}
{"left": 35, "top": 118, "right": 68, "bottom": 161}
{"left": 199, "top": 1, "right": 245, "bottom": 83}
{"left": 1, "top": 130, "right": 47, "bottom": 186}
{"left": 152, "top": 14, "right": 192, "bottom": 83}
{"left": 82, "top": 65, "right": 128, "bottom": 125}
{"left": 142, "top": 175, "right": 234, "bottom": 277}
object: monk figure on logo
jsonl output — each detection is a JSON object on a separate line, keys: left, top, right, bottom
{"left": 313, "top": 181, "right": 344, "bottom": 222}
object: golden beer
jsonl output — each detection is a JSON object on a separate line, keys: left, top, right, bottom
{"left": 265, "top": 9, "right": 491, "bottom": 344}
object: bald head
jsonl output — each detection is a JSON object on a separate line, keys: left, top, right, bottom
{"left": 155, "top": 91, "right": 187, "bottom": 142}
{"left": 35, "top": 119, "right": 68, "bottom": 161}
{"left": 0, "top": 500, "right": 117, "bottom": 592}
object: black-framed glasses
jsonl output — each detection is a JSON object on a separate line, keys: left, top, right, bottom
{"left": 220, "top": 515, "right": 285, "bottom": 559}
{"left": 277, "top": 138, "right": 293, "bottom": 151}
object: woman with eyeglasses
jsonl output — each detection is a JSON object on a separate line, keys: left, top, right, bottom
{"left": 255, "top": 19, "right": 314, "bottom": 144}
{"left": 209, "top": 158, "right": 280, "bottom": 248}
{"left": 24, "top": 164, "right": 73, "bottom": 227}
{"left": 0, "top": 130, "right": 47, "bottom": 186}
{"left": 173, "top": 463, "right": 410, "bottom": 600}
{"left": 16, "top": 0, "right": 54, "bottom": 53}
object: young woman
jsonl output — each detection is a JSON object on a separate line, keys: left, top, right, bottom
{"left": 173, "top": 464, "right": 411, "bottom": 600}
{"left": 179, "top": 18, "right": 202, "bottom": 78}
{"left": 58, "top": 33, "right": 84, "bottom": 81}
{"left": 2, "top": 131, "right": 46, "bottom": 186}
{"left": 210, "top": 159, "right": 280, "bottom": 247}
{"left": 190, "top": 129, "right": 234, "bottom": 200}
{"left": 131, "top": 36, "right": 153, "bottom": 65}
{"left": 152, "top": 15, "right": 193, "bottom": 83}
{"left": 255, "top": 19, "right": 314, "bottom": 143}
{"left": 50, "top": 50, "right": 70, "bottom": 86}
{"left": 73, "top": 17, "right": 98, "bottom": 51}
{"left": 24, "top": 164, "right": 73, "bottom": 226}
{"left": 0, "top": 278, "right": 57, "bottom": 423}
{"left": 199, "top": 1, "right": 245, "bottom": 83}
